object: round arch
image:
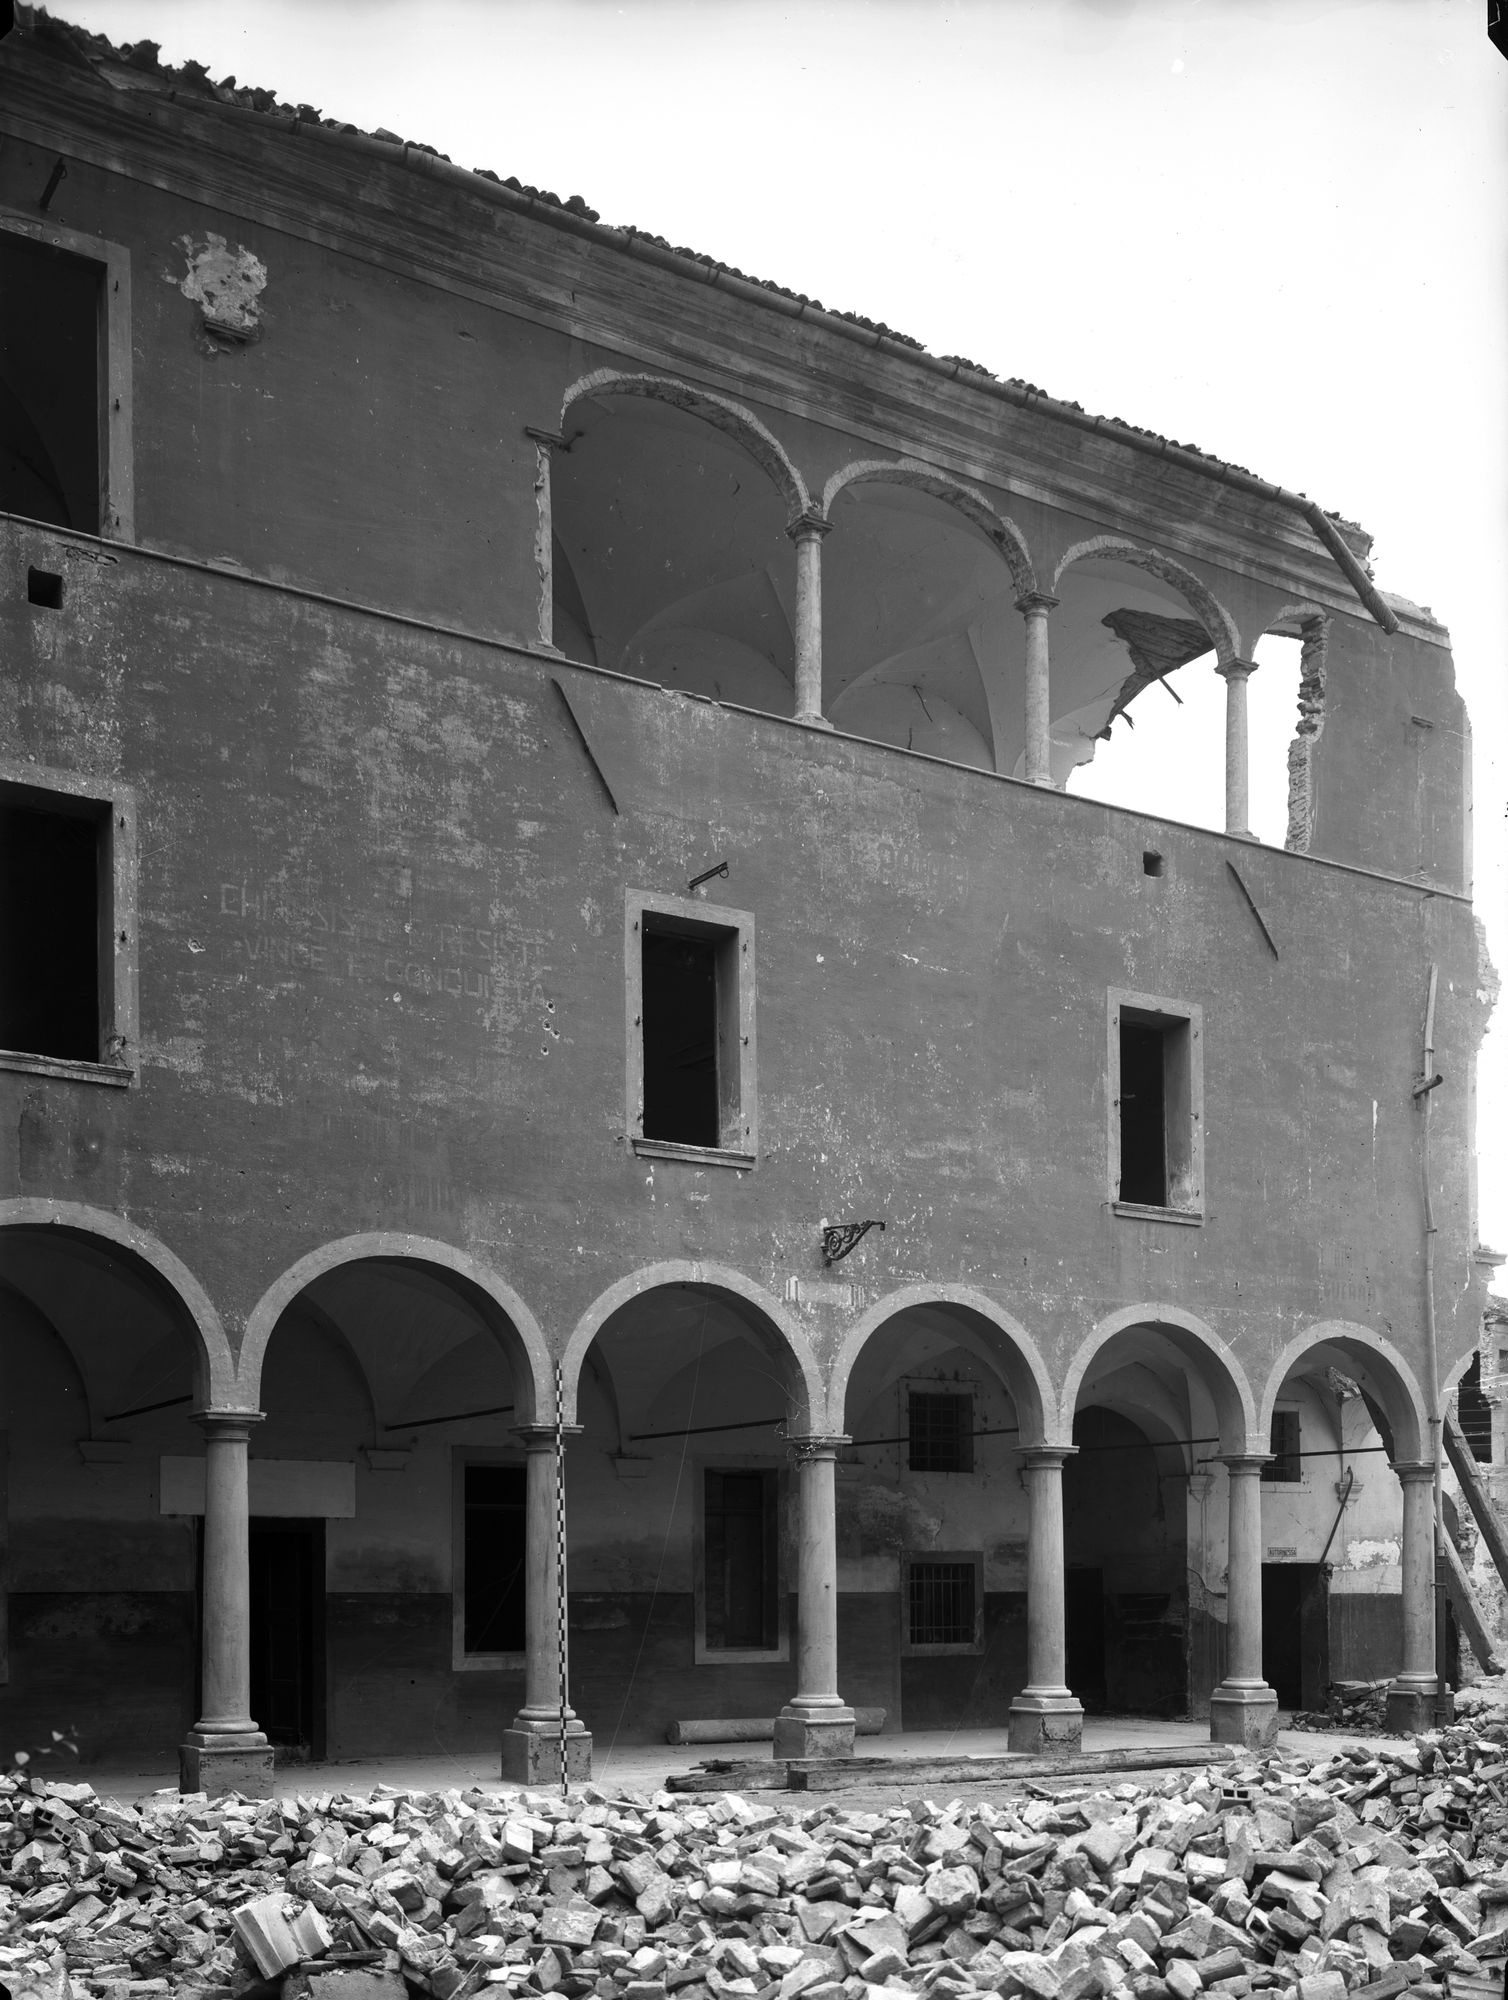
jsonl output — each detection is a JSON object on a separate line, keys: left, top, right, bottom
{"left": 1052, "top": 537, "right": 1240, "bottom": 664}
{"left": 237, "top": 1234, "right": 553, "bottom": 1423}
{"left": 0, "top": 1198, "right": 235, "bottom": 1407}
{"left": 560, "top": 370, "right": 811, "bottom": 524}
{"left": 1059, "top": 1303, "right": 1258, "bottom": 1452}
{"left": 829, "top": 1283, "right": 1055, "bottom": 1445}
{"left": 821, "top": 460, "right": 1037, "bottom": 598}
{"left": 1258, "top": 1320, "right": 1428, "bottom": 1463}
{"left": 560, "top": 1261, "right": 821, "bottom": 1430}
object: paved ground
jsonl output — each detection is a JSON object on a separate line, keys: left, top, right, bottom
{"left": 66, "top": 1715, "right": 1411, "bottom": 1807}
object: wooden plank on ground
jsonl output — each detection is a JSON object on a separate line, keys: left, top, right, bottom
{"left": 790, "top": 1743, "right": 1239, "bottom": 1792}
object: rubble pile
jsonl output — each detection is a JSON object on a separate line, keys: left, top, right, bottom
{"left": 6, "top": 1727, "right": 1508, "bottom": 2000}
{"left": 1291, "top": 1686, "right": 1392, "bottom": 1735}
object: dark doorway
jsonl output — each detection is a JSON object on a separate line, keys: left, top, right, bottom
{"left": 462, "top": 1463, "right": 526, "bottom": 1655}
{"left": 248, "top": 1519, "right": 324, "bottom": 1757}
{"left": 0, "top": 796, "right": 104, "bottom": 1062}
{"left": 1261, "top": 1562, "right": 1329, "bottom": 1711}
{"left": 1065, "top": 1567, "right": 1106, "bottom": 1711}
{"left": 703, "top": 1468, "right": 778, "bottom": 1651}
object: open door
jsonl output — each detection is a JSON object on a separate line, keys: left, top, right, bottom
{"left": 249, "top": 1518, "right": 325, "bottom": 1759}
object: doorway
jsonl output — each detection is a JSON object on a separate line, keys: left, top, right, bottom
{"left": 1261, "top": 1562, "right": 1328, "bottom": 1711}
{"left": 248, "top": 1518, "right": 325, "bottom": 1758}
{"left": 1065, "top": 1567, "right": 1106, "bottom": 1711}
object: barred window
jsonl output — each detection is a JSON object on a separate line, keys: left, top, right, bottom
{"left": 908, "top": 1391, "right": 973, "bottom": 1473}
{"left": 1262, "top": 1408, "right": 1301, "bottom": 1482}
{"left": 906, "top": 1558, "right": 979, "bottom": 1650}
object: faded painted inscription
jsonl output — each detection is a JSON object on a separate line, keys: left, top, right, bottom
{"left": 218, "top": 881, "right": 500, "bottom": 1001}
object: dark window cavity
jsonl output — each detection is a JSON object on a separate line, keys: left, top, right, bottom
{"left": 0, "top": 796, "right": 105, "bottom": 1061}
{"left": 704, "top": 1468, "right": 778, "bottom": 1651}
{"left": 1142, "top": 851, "right": 1164, "bottom": 877}
{"left": 907, "top": 1559, "right": 978, "bottom": 1647}
{"left": 27, "top": 567, "right": 63, "bottom": 609}
{"left": 462, "top": 1463, "right": 526, "bottom": 1654}
{"left": 1263, "top": 1408, "right": 1302, "bottom": 1483}
{"left": 908, "top": 1391, "right": 974, "bottom": 1473}
{"left": 642, "top": 927, "right": 719, "bottom": 1146}
{"left": 0, "top": 232, "right": 102, "bottom": 533}
{"left": 1117, "top": 1005, "right": 1197, "bottom": 1209}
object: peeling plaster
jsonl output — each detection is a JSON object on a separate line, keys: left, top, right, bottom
{"left": 1342, "top": 1536, "right": 1401, "bottom": 1569}
{"left": 173, "top": 233, "right": 268, "bottom": 340}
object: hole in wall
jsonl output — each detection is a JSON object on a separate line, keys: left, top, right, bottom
{"left": 1142, "top": 851, "right": 1164, "bottom": 878}
{"left": 27, "top": 567, "right": 63, "bottom": 609}
{"left": 1247, "top": 631, "right": 1304, "bottom": 847}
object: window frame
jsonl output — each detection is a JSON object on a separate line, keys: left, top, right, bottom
{"left": 450, "top": 1448, "right": 528, "bottom": 1672}
{"left": 901, "top": 1550, "right": 984, "bottom": 1657}
{"left": 905, "top": 1384, "right": 976, "bottom": 1474}
{"left": 625, "top": 889, "right": 756, "bottom": 1168}
{"left": 0, "top": 760, "right": 137, "bottom": 1087}
{"left": 1107, "top": 988, "right": 1204, "bottom": 1222}
{"left": 693, "top": 1458, "right": 789, "bottom": 1665}
{"left": 0, "top": 210, "right": 134, "bottom": 543}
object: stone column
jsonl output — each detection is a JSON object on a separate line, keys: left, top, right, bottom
{"left": 1215, "top": 658, "right": 1257, "bottom": 838}
{"left": 774, "top": 1435, "right": 855, "bottom": 1760}
{"left": 502, "top": 1424, "right": 593, "bottom": 1783}
{"left": 1015, "top": 591, "right": 1059, "bottom": 788}
{"left": 178, "top": 1411, "right": 275, "bottom": 1798}
{"left": 1008, "top": 1445, "right": 1084, "bottom": 1752}
{"left": 1210, "top": 1453, "right": 1279, "bottom": 1746}
{"left": 787, "top": 514, "right": 833, "bottom": 728}
{"left": 1386, "top": 1461, "right": 1440, "bottom": 1733}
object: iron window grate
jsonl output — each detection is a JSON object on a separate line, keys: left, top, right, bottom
{"left": 907, "top": 1560, "right": 976, "bottom": 1646}
{"left": 908, "top": 1391, "right": 973, "bottom": 1472}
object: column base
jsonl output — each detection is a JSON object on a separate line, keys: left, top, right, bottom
{"left": 795, "top": 713, "right": 835, "bottom": 731}
{"left": 501, "top": 1720, "right": 593, "bottom": 1786}
{"left": 773, "top": 1703, "right": 854, "bottom": 1761}
{"left": 1385, "top": 1679, "right": 1440, "bottom": 1737}
{"left": 1007, "top": 1691, "right": 1084, "bottom": 1756}
{"left": 1209, "top": 1682, "right": 1280, "bottom": 1748}
{"left": 179, "top": 1736, "right": 275, "bottom": 1799}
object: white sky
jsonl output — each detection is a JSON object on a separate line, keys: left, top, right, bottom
{"left": 52, "top": 0, "right": 1508, "bottom": 1253}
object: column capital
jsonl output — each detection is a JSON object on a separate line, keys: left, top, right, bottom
{"left": 1219, "top": 1451, "right": 1272, "bottom": 1475}
{"left": 787, "top": 1433, "right": 849, "bottom": 1461}
{"left": 513, "top": 1423, "right": 585, "bottom": 1450}
{"left": 1019, "top": 1444, "right": 1077, "bottom": 1469}
{"left": 786, "top": 510, "right": 832, "bottom": 542}
{"left": 1215, "top": 657, "right": 1258, "bottom": 681}
{"left": 192, "top": 1409, "right": 264, "bottom": 1441}
{"left": 1014, "top": 590, "right": 1060, "bottom": 617}
{"left": 1392, "top": 1459, "right": 1437, "bottom": 1486}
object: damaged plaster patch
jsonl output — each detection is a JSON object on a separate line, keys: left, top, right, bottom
{"left": 173, "top": 233, "right": 268, "bottom": 341}
{"left": 1343, "top": 1536, "right": 1401, "bottom": 1569}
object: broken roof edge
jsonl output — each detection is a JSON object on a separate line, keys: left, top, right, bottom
{"left": 18, "top": 4, "right": 1399, "bottom": 633}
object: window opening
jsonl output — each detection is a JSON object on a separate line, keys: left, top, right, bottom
{"left": 462, "top": 1463, "right": 526, "bottom": 1654}
{"left": 1142, "top": 851, "right": 1163, "bottom": 878}
{"left": 0, "top": 232, "right": 101, "bottom": 533}
{"left": 1263, "top": 1408, "right": 1302, "bottom": 1482}
{"left": 642, "top": 928, "right": 719, "bottom": 1147}
{"left": 704, "top": 1468, "right": 778, "bottom": 1650}
{"left": 1248, "top": 631, "right": 1304, "bottom": 848}
{"left": 1119, "top": 1021, "right": 1168, "bottom": 1205}
{"left": 1113, "top": 997, "right": 1199, "bottom": 1214}
{"left": 0, "top": 796, "right": 105, "bottom": 1061}
{"left": 1457, "top": 1356, "right": 1493, "bottom": 1464}
{"left": 27, "top": 568, "right": 63, "bottom": 610}
{"left": 908, "top": 1390, "right": 974, "bottom": 1472}
{"left": 907, "top": 1559, "right": 977, "bottom": 1647}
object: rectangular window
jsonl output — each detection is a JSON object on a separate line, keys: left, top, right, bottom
{"left": 0, "top": 217, "right": 133, "bottom": 541}
{"left": 703, "top": 1469, "right": 778, "bottom": 1652}
{"left": 908, "top": 1391, "right": 974, "bottom": 1473}
{"left": 903, "top": 1554, "right": 982, "bottom": 1653}
{"left": 0, "top": 767, "right": 135, "bottom": 1084}
{"left": 457, "top": 1461, "right": 526, "bottom": 1660}
{"left": 626, "top": 891, "right": 756, "bottom": 1166}
{"left": 1263, "top": 1408, "right": 1302, "bottom": 1483}
{"left": 1109, "top": 990, "right": 1203, "bottom": 1219}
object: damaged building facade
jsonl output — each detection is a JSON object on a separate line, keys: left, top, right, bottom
{"left": 0, "top": 8, "right": 1494, "bottom": 1795}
